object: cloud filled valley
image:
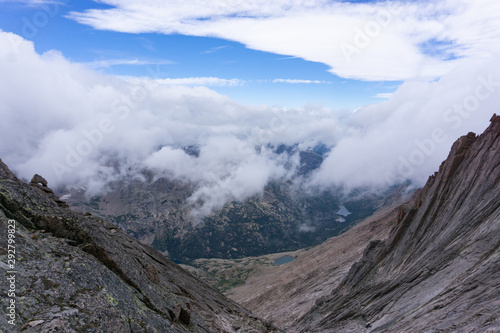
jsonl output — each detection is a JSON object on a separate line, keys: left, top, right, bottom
{"left": 1, "top": 30, "right": 499, "bottom": 218}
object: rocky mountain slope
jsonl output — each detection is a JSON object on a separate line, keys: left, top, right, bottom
{"left": 227, "top": 202, "right": 403, "bottom": 329}
{"left": 175, "top": 187, "right": 413, "bottom": 326}
{"left": 291, "top": 114, "right": 500, "bottom": 332}
{"left": 63, "top": 149, "right": 394, "bottom": 262}
{"left": 0, "top": 159, "right": 278, "bottom": 332}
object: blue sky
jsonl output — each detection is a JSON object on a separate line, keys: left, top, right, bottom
{"left": 0, "top": 0, "right": 402, "bottom": 109}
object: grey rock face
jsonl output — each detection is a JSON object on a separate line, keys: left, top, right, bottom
{"left": 293, "top": 114, "right": 500, "bottom": 332}
{"left": 228, "top": 203, "right": 402, "bottom": 329}
{"left": 0, "top": 161, "right": 279, "bottom": 332}
{"left": 0, "top": 158, "right": 16, "bottom": 180}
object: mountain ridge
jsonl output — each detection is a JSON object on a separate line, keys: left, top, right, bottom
{"left": 292, "top": 114, "right": 500, "bottom": 332}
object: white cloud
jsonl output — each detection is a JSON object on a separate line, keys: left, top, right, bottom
{"left": 0, "top": 30, "right": 498, "bottom": 219}
{"left": 67, "top": 0, "right": 500, "bottom": 81}
{"left": 145, "top": 137, "right": 292, "bottom": 218}
{"left": 0, "top": 31, "right": 336, "bottom": 212}
{"left": 310, "top": 56, "right": 500, "bottom": 190}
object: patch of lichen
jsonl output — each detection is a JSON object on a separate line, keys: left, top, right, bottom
{"left": 105, "top": 292, "right": 118, "bottom": 306}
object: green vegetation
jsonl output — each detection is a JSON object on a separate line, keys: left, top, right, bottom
{"left": 182, "top": 251, "right": 301, "bottom": 294}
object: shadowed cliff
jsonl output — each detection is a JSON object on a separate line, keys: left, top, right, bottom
{"left": 293, "top": 114, "right": 500, "bottom": 332}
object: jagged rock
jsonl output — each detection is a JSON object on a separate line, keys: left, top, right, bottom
{"left": 292, "top": 114, "right": 500, "bottom": 332}
{"left": 0, "top": 158, "right": 16, "bottom": 180}
{"left": 0, "top": 160, "right": 280, "bottom": 332}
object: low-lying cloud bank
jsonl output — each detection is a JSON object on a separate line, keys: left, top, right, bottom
{"left": 0, "top": 31, "right": 498, "bottom": 216}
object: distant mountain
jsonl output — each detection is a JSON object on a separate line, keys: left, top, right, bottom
{"left": 0, "top": 159, "right": 278, "bottom": 332}
{"left": 62, "top": 147, "right": 403, "bottom": 263}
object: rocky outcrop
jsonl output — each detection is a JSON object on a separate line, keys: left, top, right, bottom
{"left": 27, "top": 173, "right": 70, "bottom": 209}
{"left": 293, "top": 114, "right": 500, "bottom": 332}
{"left": 30, "top": 174, "right": 48, "bottom": 187}
{"left": 0, "top": 160, "right": 278, "bottom": 332}
{"left": 0, "top": 158, "right": 16, "bottom": 180}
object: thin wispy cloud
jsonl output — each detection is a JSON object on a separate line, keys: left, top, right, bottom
{"left": 202, "top": 45, "right": 229, "bottom": 54}
{"left": 374, "top": 93, "right": 393, "bottom": 99}
{"left": 273, "top": 79, "right": 330, "bottom": 84}
{"left": 275, "top": 56, "right": 300, "bottom": 60}
{"left": 155, "top": 77, "right": 244, "bottom": 87}
{"left": 138, "top": 37, "right": 155, "bottom": 51}
{"left": 83, "top": 58, "right": 175, "bottom": 69}
{"left": 122, "top": 76, "right": 245, "bottom": 87}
